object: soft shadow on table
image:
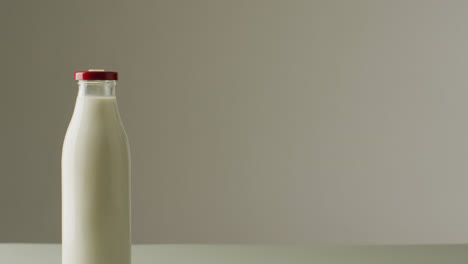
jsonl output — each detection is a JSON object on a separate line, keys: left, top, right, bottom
{"left": 0, "top": 244, "right": 466, "bottom": 264}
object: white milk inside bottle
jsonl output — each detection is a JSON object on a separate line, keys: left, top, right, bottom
{"left": 62, "top": 70, "right": 131, "bottom": 264}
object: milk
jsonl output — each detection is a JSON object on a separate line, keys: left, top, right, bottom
{"left": 62, "top": 82, "right": 131, "bottom": 264}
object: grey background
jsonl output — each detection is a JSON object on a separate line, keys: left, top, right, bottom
{"left": 1, "top": 0, "right": 468, "bottom": 244}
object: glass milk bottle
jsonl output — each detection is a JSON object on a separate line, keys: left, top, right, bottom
{"left": 62, "top": 70, "right": 131, "bottom": 264}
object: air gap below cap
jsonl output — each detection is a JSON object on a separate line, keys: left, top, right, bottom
{"left": 74, "top": 69, "right": 118, "bottom": 80}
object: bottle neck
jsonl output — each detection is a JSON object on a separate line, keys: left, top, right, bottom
{"left": 77, "top": 80, "right": 116, "bottom": 97}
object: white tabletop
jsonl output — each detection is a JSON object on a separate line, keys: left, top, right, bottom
{"left": 0, "top": 244, "right": 466, "bottom": 264}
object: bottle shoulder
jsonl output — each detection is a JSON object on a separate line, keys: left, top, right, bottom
{"left": 63, "top": 96, "right": 130, "bottom": 152}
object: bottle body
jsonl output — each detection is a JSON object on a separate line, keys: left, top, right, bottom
{"left": 62, "top": 80, "right": 131, "bottom": 264}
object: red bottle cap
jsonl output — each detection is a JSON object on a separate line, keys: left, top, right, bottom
{"left": 74, "top": 69, "right": 118, "bottom": 80}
